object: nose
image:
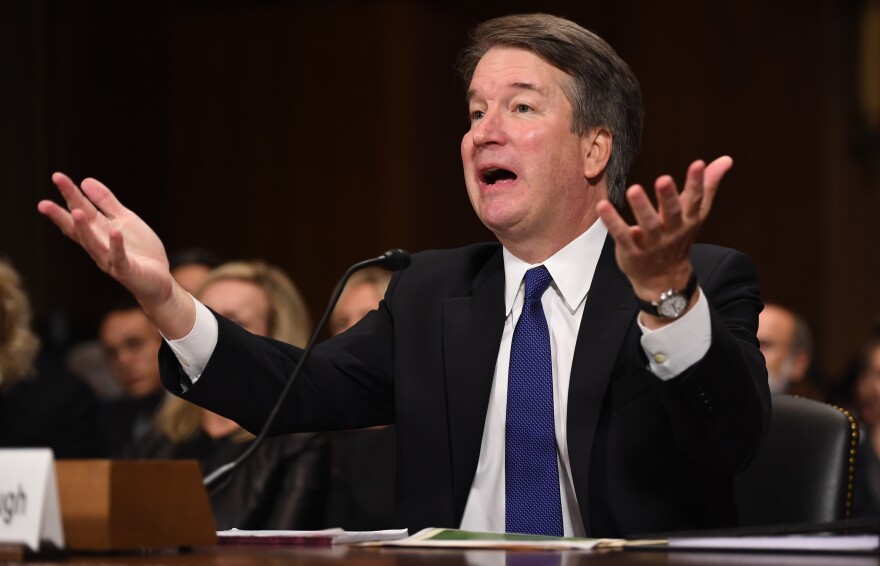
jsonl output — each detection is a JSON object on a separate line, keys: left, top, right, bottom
{"left": 472, "top": 109, "right": 506, "bottom": 147}
{"left": 115, "top": 353, "right": 131, "bottom": 371}
{"left": 116, "top": 346, "right": 138, "bottom": 367}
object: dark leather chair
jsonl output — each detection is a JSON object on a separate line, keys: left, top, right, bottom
{"left": 734, "top": 394, "right": 858, "bottom": 526}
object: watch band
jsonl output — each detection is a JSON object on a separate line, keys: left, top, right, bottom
{"left": 635, "top": 271, "right": 698, "bottom": 319}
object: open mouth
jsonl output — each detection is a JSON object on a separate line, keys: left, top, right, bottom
{"left": 481, "top": 167, "right": 518, "bottom": 185}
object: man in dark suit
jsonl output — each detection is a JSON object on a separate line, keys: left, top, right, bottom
{"left": 40, "top": 14, "right": 769, "bottom": 537}
{"left": 98, "top": 300, "right": 165, "bottom": 457}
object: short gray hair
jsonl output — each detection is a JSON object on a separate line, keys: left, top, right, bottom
{"left": 457, "top": 13, "right": 643, "bottom": 207}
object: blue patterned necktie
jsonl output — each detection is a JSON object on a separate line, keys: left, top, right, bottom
{"left": 505, "top": 265, "right": 563, "bottom": 536}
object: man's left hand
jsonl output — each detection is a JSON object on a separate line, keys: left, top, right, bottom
{"left": 597, "top": 156, "right": 733, "bottom": 328}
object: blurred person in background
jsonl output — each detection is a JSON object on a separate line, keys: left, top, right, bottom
{"left": 169, "top": 247, "right": 222, "bottom": 295}
{"left": 757, "top": 303, "right": 821, "bottom": 399}
{"left": 98, "top": 299, "right": 165, "bottom": 456}
{"left": 324, "top": 267, "right": 396, "bottom": 530}
{"left": 827, "top": 318, "right": 880, "bottom": 412}
{"left": 67, "top": 246, "right": 222, "bottom": 404}
{"left": 0, "top": 258, "right": 101, "bottom": 457}
{"left": 137, "top": 261, "right": 329, "bottom": 530}
{"left": 328, "top": 267, "right": 392, "bottom": 336}
{"left": 850, "top": 334, "right": 880, "bottom": 516}
{"left": 66, "top": 338, "right": 122, "bottom": 401}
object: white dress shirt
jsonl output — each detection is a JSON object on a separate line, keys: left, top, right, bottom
{"left": 458, "top": 221, "right": 711, "bottom": 536}
{"left": 166, "top": 221, "right": 712, "bottom": 535}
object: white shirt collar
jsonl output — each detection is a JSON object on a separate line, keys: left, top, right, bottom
{"left": 502, "top": 220, "right": 609, "bottom": 316}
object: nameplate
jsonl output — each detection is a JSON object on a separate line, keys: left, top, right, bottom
{"left": 0, "top": 449, "right": 64, "bottom": 550}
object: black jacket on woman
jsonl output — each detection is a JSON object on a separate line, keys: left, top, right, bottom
{"left": 136, "top": 428, "right": 329, "bottom": 530}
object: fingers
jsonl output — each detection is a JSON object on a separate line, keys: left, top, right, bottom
{"left": 602, "top": 180, "right": 682, "bottom": 254}
{"left": 108, "top": 228, "right": 130, "bottom": 275}
{"left": 627, "top": 184, "right": 661, "bottom": 241}
{"left": 654, "top": 175, "right": 683, "bottom": 231}
{"left": 597, "top": 199, "right": 637, "bottom": 253}
{"left": 37, "top": 200, "right": 76, "bottom": 239}
{"left": 50, "top": 172, "right": 79, "bottom": 199}
{"left": 679, "top": 160, "right": 706, "bottom": 221}
{"left": 699, "top": 155, "right": 733, "bottom": 219}
{"left": 41, "top": 173, "right": 97, "bottom": 244}
{"left": 599, "top": 156, "right": 731, "bottom": 300}
{"left": 71, "top": 209, "right": 111, "bottom": 270}
{"left": 49, "top": 172, "right": 128, "bottom": 224}
{"left": 674, "top": 155, "right": 733, "bottom": 223}
{"left": 601, "top": 155, "right": 733, "bottom": 252}
{"left": 81, "top": 177, "right": 128, "bottom": 219}
{"left": 627, "top": 177, "right": 688, "bottom": 248}
{"left": 51, "top": 172, "right": 100, "bottom": 220}
{"left": 70, "top": 212, "right": 131, "bottom": 279}
{"left": 704, "top": 155, "right": 734, "bottom": 187}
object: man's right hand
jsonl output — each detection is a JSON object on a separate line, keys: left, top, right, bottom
{"left": 38, "top": 172, "right": 196, "bottom": 339}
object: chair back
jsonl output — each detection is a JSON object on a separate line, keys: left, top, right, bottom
{"left": 734, "top": 395, "right": 858, "bottom": 526}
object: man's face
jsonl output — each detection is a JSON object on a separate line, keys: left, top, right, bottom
{"left": 99, "top": 309, "right": 163, "bottom": 398}
{"left": 757, "top": 306, "right": 797, "bottom": 393}
{"left": 461, "top": 47, "right": 597, "bottom": 254}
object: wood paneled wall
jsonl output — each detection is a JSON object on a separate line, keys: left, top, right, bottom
{"left": 2, "top": 0, "right": 877, "bottom": 377}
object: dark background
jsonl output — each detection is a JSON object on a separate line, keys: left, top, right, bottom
{"left": 2, "top": 0, "right": 879, "bottom": 380}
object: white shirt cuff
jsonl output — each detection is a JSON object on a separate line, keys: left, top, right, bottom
{"left": 638, "top": 288, "right": 711, "bottom": 380}
{"left": 162, "top": 295, "right": 219, "bottom": 385}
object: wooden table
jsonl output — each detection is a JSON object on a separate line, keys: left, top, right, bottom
{"left": 6, "top": 543, "right": 880, "bottom": 565}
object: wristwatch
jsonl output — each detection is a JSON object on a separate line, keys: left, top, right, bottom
{"left": 636, "top": 271, "right": 698, "bottom": 320}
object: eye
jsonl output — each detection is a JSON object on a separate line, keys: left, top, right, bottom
{"left": 123, "top": 337, "right": 145, "bottom": 351}
{"left": 470, "top": 110, "right": 485, "bottom": 122}
{"left": 516, "top": 104, "right": 531, "bottom": 113}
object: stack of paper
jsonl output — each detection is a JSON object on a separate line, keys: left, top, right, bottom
{"left": 664, "top": 534, "right": 880, "bottom": 553}
{"left": 377, "top": 528, "right": 634, "bottom": 550}
{"left": 217, "top": 528, "right": 408, "bottom": 546}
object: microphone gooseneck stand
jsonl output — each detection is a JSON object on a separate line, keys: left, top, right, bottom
{"left": 203, "top": 249, "right": 411, "bottom": 489}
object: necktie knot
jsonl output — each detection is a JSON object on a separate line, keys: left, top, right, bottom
{"left": 524, "top": 266, "right": 552, "bottom": 304}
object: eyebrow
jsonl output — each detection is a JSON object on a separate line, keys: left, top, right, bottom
{"left": 466, "top": 81, "right": 546, "bottom": 102}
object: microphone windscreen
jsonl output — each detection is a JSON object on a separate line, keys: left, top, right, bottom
{"left": 380, "top": 249, "right": 411, "bottom": 271}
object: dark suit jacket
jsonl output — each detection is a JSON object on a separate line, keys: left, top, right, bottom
{"left": 0, "top": 353, "right": 102, "bottom": 458}
{"left": 160, "top": 236, "right": 770, "bottom": 537}
{"left": 98, "top": 389, "right": 164, "bottom": 458}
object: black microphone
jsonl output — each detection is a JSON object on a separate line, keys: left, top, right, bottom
{"left": 376, "top": 248, "right": 411, "bottom": 271}
{"left": 203, "top": 249, "right": 411, "bottom": 489}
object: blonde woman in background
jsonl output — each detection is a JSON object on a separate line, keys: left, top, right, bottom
{"left": 322, "top": 266, "right": 397, "bottom": 530}
{"left": 328, "top": 267, "right": 392, "bottom": 336}
{"left": 137, "top": 261, "right": 329, "bottom": 530}
{"left": 0, "top": 259, "right": 101, "bottom": 456}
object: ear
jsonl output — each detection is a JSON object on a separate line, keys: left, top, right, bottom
{"left": 582, "top": 127, "right": 612, "bottom": 182}
{"left": 790, "top": 350, "right": 812, "bottom": 383}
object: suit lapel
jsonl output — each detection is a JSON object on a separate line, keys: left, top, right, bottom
{"left": 567, "top": 235, "right": 638, "bottom": 534}
{"left": 442, "top": 249, "right": 506, "bottom": 524}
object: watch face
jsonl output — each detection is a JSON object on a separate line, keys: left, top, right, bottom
{"left": 658, "top": 293, "right": 687, "bottom": 318}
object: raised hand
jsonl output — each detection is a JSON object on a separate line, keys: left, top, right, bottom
{"left": 597, "top": 156, "right": 733, "bottom": 326}
{"left": 38, "top": 173, "right": 195, "bottom": 338}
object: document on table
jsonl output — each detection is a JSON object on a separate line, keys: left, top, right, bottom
{"left": 217, "top": 528, "right": 408, "bottom": 546}
{"left": 662, "top": 534, "right": 880, "bottom": 553}
{"left": 376, "top": 528, "right": 638, "bottom": 550}
{"left": 377, "top": 528, "right": 880, "bottom": 554}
